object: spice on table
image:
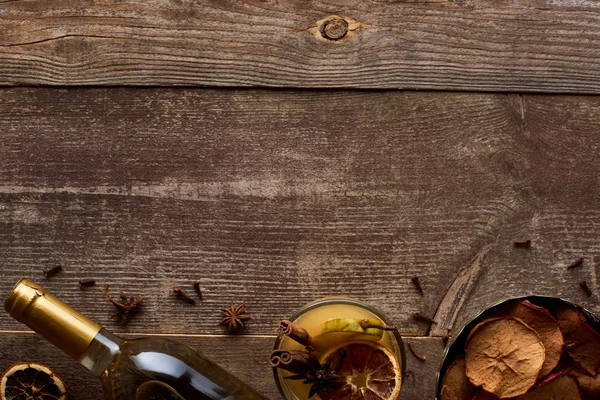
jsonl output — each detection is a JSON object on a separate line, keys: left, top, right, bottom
{"left": 173, "top": 287, "right": 196, "bottom": 305}
{"left": 193, "top": 280, "right": 203, "bottom": 300}
{"left": 567, "top": 257, "right": 584, "bottom": 269}
{"left": 105, "top": 285, "right": 144, "bottom": 324}
{"left": 220, "top": 303, "right": 252, "bottom": 331}
{"left": 579, "top": 280, "right": 592, "bottom": 297}
{"left": 513, "top": 239, "right": 532, "bottom": 248}
{"left": 411, "top": 274, "right": 424, "bottom": 295}
{"left": 407, "top": 341, "right": 426, "bottom": 362}
{"left": 43, "top": 265, "right": 62, "bottom": 279}
{"left": 78, "top": 279, "right": 96, "bottom": 289}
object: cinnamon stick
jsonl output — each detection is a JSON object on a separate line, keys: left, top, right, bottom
{"left": 269, "top": 349, "right": 319, "bottom": 374}
{"left": 280, "top": 320, "right": 314, "bottom": 347}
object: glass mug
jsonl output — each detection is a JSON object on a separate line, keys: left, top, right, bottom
{"left": 272, "top": 297, "right": 406, "bottom": 400}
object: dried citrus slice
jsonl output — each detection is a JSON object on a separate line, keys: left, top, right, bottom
{"left": 440, "top": 356, "right": 475, "bottom": 400}
{"left": 319, "top": 342, "right": 401, "bottom": 400}
{"left": 465, "top": 318, "right": 545, "bottom": 398}
{"left": 516, "top": 373, "right": 583, "bottom": 400}
{"left": 1, "top": 363, "right": 67, "bottom": 400}
{"left": 492, "top": 300, "right": 563, "bottom": 378}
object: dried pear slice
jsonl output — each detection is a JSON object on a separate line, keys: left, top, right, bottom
{"left": 313, "top": 318, "right": 388, "bottom": 353}
{"left": 491, "top": 300, "right": 564, "bottom": 378}
{"left": 556, "top": 306, "right": 600, "bottom": 377}
{"left": 517, "top": 373, "right": 583, "bottom": 400}
{"left": 465, "top": 318, "right": 545, "bottom": 399}
{"left": 440, "top": 356, "right": 475, "bottom": 400}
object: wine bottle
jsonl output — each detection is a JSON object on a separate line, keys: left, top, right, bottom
{"left": 5, "top": 279, "right": 269, "bottom": 400}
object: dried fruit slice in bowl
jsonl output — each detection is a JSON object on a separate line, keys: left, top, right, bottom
{"left": 556, "top": 305, "right": 600, "bottom": 377}
{"left": 1, "top": 362, "right": 67, "bottom": 400}
{"left": 439, "top": 356, "right": 474, "bottom": 400}
{"left": 436, "top": 296, "right": 600, "bottom": 400}
{"left": 465, "top": 318, "right": 545, "bottom": 398}
{"left": 516, "top": 372, "right": 583, "bottom": 400}
{"left": 491, "top": 300, "right": 564, "bottom": 379}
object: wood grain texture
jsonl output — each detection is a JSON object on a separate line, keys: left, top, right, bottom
{"left": 0, "top": 88, "right": 527, "bottom": 336}
{"left": 0, "top": 88, "right": 599, "bottom": 400}
{"left": 0, "top": 332, "right": 444, "bottom": 400}
{"left": 2, "top": 1, "right": 600, "bottom": 92}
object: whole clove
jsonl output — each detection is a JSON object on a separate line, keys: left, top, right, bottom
{"left": 513, "top": 239, "right": 532, "bottom": 248}
{"left": 173, "top": 287, "right": 196, "bottom": 305}
{"left": 579, "top": 280, "right": 592, "bottom": 297}
{"left": 412, "top": 312, "right": 436, "bottom": 325}
{"left": 269, "top": 349, "right": 320, "bottom": 374}
{"left": 411, "top": 274, "right": 424, "bottom": 295}
{"left": 193, "top": 280, "right": 203, "bottom": 300}
{"left": 407, "top": 341, "right": 426, "bottom": 362}
{"left": 105, "top": 285, "right": 144, "bottom": 324}
{"left": 568, "top": 257, "right": 585, "bottom": 270}
{"left": 79, "top": 279, "right": 96, "bottom": 289}
{"left": 280, "top": 320, "right": 314, "bottom": 348}
{"left": 43, "top": 265, "right": 62, "bottom": 279}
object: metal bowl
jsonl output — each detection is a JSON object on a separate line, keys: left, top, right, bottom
{"left": 435, "top": 296, "right": 600, "bottom": 399}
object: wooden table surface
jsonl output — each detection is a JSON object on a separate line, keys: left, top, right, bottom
{"left": 1, "top": 2, "right": 599, "bottom": 400}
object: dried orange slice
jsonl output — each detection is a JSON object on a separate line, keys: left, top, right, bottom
{"left": 465, "top": 318, "right": 545, "bottom": 398}
{"left": 319, "top": 342, "right": 401, "bottom": 400}
{"left": 1, "top": 363, "right": 67, "bottom": 400}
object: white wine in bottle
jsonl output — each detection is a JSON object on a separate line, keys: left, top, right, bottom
{"left": 5, "top": 279, "right": 269, "bottom": 400}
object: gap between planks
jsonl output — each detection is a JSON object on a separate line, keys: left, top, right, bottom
{"left": 0, "top": 329, "right": 440, "bottom": 339}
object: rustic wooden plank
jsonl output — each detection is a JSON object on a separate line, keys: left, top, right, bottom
{"left": 0, "top": 89, "right": 599, "bottom": 340}
{"left": 2, "top": 1, "right": 600, "bottom": 92}
{"left": 0, "top": 88, "right": 526, "bottom": 335}
{"left": 437, "top": 94, "right": 600, "bottom": 338}
{"left": 0, "top": 332, "right": 444, "bottom": 400}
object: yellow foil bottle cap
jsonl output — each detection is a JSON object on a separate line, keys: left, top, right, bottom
{"left": 5, "top": 278, "right": 101, "bottom": 361}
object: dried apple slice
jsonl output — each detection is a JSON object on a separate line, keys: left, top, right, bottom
{"left": 566, "top": 363, "right": 600, "bottom": 400}
{"left": 556, "top": 306, "right": 600, "bottom": 377}
{"left": 440, "top": 356, "right": 475, "bottom": 400}
{"left": 492, "top": 300, "right": 564, "bottom": 378}
{"left": 517, "top": 372, "right": 583, "bottom": 400}
{"left": 465, "top": 318, "right": 545, "bottom": 398}
{"left": 471, "top": 391, "right": 499, "bottom": 400}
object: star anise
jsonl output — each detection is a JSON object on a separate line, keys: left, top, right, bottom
{"left": 219, "top": 303, "right": 252, "bottom": 331}
{"left": 105, "top": 285, "right": 144, "bottom": 324}
{"left": 285, "top": 357, "right": 346, "bottom": 399}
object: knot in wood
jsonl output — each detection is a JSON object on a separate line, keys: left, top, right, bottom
{"left": 320, "top": 18, "right": 349, "bottom": 41}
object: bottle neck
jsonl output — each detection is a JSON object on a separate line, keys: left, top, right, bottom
{"left": 5, "top": 279, "right": 104, "bottom": 362}
{"left": 80, "top": 328, "right": 123, "bottom": 376}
